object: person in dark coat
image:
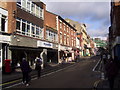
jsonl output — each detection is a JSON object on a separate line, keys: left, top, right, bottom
{"left": 20, "top": 58, "right": 31, "bottom": 86}
{"left": 35, "top": 57, "right": 42, "bottom": 79}
{"left": 105, "top": 56, "right": 119, "bottom": 90}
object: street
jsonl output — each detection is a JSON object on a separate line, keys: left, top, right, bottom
{"left": 10, "top": 56, "right": 101, "bottom": 88}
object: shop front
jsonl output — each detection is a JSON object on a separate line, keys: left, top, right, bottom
{"left": 10, "top": 35, "right": 43, "bottom": 71}
{"left": 58, "top": 45, "right": 74, "bottom": 63}
{"left": 37, "top": 41, "right": 58, "bottom": 65}
{"left": 0, "top": 35, "right": 11, "bottom": 72}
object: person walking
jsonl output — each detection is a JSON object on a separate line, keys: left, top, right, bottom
{"left": 35, "top": 57, "right": 42, "bottom": 79}
{"left": 20, "top": 58, "right": 31, "bottom": 86}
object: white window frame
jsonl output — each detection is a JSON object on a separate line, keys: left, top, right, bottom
{"left": 0, "top": 8, "right": 8, "bottom": 33}
{"left": 36, "top": 26, "right": 39, "bottom": 38}
{"left": 0, "top": 44, "right": 2, "bottom": 69}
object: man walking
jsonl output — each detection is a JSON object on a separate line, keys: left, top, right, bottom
{"left": 20, "top": 58, "right": 31, "bottom": 86}
{"left": 35, "top": 57, "right": 42, "bottom": 79}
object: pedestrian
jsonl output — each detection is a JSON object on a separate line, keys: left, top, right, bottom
{"left": 35, "top": 57, "right": 42, "bottom": 79}
{"left": 105, "top": 56, "right": 119, "bottom": 90}
{"left": 102, "top": 53, "right": 107, "bottom": 64}
{"left": 20, "top": 58, "right": 32, "bottom": 86}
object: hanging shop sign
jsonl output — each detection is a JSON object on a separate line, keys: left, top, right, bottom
{"left": 37, "top": 40, "right": 53, "bottom": 48}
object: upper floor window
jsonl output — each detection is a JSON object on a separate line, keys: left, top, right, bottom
{"left": 0, "top": 15, "right": 8, "bottom": 32}
{"left": 60, "top": 34, "right": 62, "bottom": 44}
{"left": 22, "top": 0, "right": 26, "bottom": 8}
{"left": 31, "top": 3, "right": 35, "bottom": 14}
{"left": 17, "top": 0, "right": 44, "bottom": 19}
{"left": 46, "top": 29, "right": 57, "bottom": 42}
{"left": 16, "top": 18, "right": 43, "bottom": 39}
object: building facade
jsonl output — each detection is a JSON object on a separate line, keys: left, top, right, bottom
{"left": 0, "top": 0, "right": 50, "bottom": 72}
{"left": 57, "top": 17, "right": 77, "bottom": 63}
{"left": 65, "top": 19, "right": 91, "bottom": 57}
{"left": 0, "top": 2, "right": 10, "bottom": 70}
{"left": 109, "top": 0, "right": 120, "bottom": 59}
{"left": 45, "top": 11, "right": 58, "bottom": 63}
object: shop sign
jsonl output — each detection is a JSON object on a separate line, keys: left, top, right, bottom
{"left": 59, "top": 45, "right": 69, "bottom": 50}
{"left": 0, "top": 35, "right": 10, "bottom": 43}
{"left": 37, "top": 41, "right": 53, "bottom": 48}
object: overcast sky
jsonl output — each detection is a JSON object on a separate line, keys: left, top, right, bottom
{"left": 41, "top": 0, "right": 111, "bottom": 40}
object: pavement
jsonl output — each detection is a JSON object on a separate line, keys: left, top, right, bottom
{"left": 95, "top": 66, "right": 120, "bottom": 89}
{"left": 95, "top": 74, "right": 120, "bottom": 89}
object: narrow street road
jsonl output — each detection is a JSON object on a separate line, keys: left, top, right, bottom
{"left": 11, "top": 56, "right": 101, "bottom": 88}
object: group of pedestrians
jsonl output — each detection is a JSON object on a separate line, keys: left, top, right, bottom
{"left": 101, "top": 53, "right": 120, "bottom": 90}
{"left": 20, "top": 57, "right": 42, "bottom": 86}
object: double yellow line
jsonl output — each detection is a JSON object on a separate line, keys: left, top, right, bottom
{"left": 0, "top": 79, "right": 21, "bottom": 87}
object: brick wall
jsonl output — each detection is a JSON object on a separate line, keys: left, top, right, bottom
{"left": 45, "top": 11, "right": 57, "bottom": 30}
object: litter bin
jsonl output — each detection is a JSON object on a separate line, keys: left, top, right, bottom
{"left": 4, "top": 59, "right": 11, "bottom": 73}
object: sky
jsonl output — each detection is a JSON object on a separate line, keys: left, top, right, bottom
{"left": 41, "top": 0, "right": 111, "bottom": 40}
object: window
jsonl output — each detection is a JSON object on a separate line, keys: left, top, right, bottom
{"left": 31, "top": 3, "right": 35, "bottom": 14}
{"left": 36, "top": 5, "right": 39, "bottom": 17}
{"left": 27, "top": 0, "right": 31, "bottom": 11}
{"left": 39, "top": 28, "right": 43, "bottom": 38}
{"left": 53, "top": 33, "right": 56, "bottom": 41}
{"left": 22, "top": 0, "right": 26, "bottom": 8}
{"left": 36, "top": 27, "right": 39, "bottom": 37}
{"left": 17, "top": 0, "right": 21, "bottom": 6}
{"left": 64, "top": 35, "right": 66, "bottom": 45}
{"left": 16, "top": 20, "right": 21, "bottom": 30}
{"left": 60, "top": 23, "right": 62, "bottom": 29}
{"left": 17, "top": 0, "right": 44, "bottom": 19}
{"left": 64, "top": 25, "right": 65, "bottom": 31}
{"left": 16, "top": 18, "right": 43, "bottom": 39}
{"left": 60, "top": 34, "right": 62, "bottom": 44}
{"left": 67, "top": 37, "right": 69, "bottom": 46}
{"left": 22, "top": 21, "right": 26, "bottom": 35}
{"left": 1, "top": 15, "right": 6, "bottom": 32}
{"left": 31, "top": 24, "right": 35, "bottom": 37}
{"left": 26, "top": 23, "right": 30, "bottom": 36}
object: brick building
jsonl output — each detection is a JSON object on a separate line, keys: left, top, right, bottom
{"left": 0, "top": 0, "right": 49, "bottom": 72}
{"left": 57, "top": 16, "right": 77, "bottom": 63}
{"left": 0, "top": 2, "right": 10, "bottom": 69}
{"left": 45, "top": 11, "right": 58, "bottom": 63}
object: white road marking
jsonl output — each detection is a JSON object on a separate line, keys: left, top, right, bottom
{"left": 4, "top": 63, "right": 75, "bottom": 89}
{"left": 92, "top": 59, "right": 101, "bottom": 72}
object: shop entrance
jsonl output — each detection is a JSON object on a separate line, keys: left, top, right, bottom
{"left": 47, "top": 49, "right": 58, "bottom": 63}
